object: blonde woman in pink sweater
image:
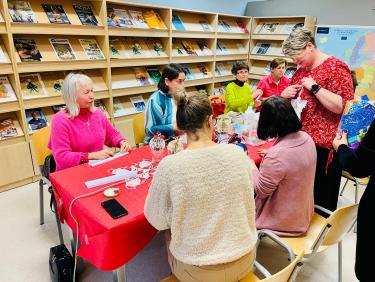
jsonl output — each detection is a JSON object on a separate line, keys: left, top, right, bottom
{"left": 251, "top": 96, "right": 317, "bottom": 236}
{"left": 49, "top": 73, "right": 131, "bottom": 171}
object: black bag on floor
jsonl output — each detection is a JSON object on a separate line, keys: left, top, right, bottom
{"left": 49, "top": 244, "right": 74, "bottom": 282}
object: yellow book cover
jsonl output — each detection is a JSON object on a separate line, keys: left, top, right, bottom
{"left": 143, "top": 10, "right": 166, "bottom": 29}
{"left": 40, "top": 72, "right": 64, "bottom": 96}
{"left": 19, "top": 73, "right": 48, "bottom": 99}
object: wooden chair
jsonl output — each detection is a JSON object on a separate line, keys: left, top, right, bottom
{"left": 132, "top": 112, "right": 145, "bottom": 147}
{"left": 30, "top": 126, "right": 64, "bottom": 244}
{"left": 340, "top": 170, "right": 369, "bottom": 204}
{"left": 259, "top": 204, "right": 358, "bottom": 282}
{"left": 160, "top": 239, "right": 305, "bottom": 282}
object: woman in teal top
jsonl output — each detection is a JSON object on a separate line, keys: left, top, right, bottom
{"left": 224, "top": 61, "right": 254, "bottom": 113}
{"left": 144, "top": 64, "right": 186, "bottom": 144}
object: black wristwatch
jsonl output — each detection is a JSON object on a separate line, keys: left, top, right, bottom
{"left": 310, "top": 84, "right": 321, "bottom": 95}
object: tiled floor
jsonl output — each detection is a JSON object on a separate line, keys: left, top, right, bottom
{"left": 0, "top": 179, "right": 361, "bottom": 282}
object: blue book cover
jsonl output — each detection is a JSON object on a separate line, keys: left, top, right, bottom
{"left": 172, "top": 15, "right": 186, "bottom": 31}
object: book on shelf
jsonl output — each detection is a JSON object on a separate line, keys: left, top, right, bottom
{"left": 0, "top": 118, "right": 20, "bottom": 140}
{"left": 94, "top": 100, "right": 109, "bottom": 118}
{"left": 109, "top": 38, "right": 127, "bottom": 59}
{"left": 113, "top": 8, "right": 134, "bottom": 28}
{"left": 249, "top": 79, "right": 259, "bottom": 92}
{"left": 196, "top": 63, "right": 209, "bottom": 79}
{"left": 26, "top": 108, "right": 48, "bottom": 133}
{"left": 20, "top": 73, "right": 48, "bottom": 99}
{"left": 14, "top": 38, "right": 42, "bottom": 62}
{"left": 146, "top": 67, "right": 162, "bottom": 84}
{"left": 42, "top": 4, "right": 70, "bottom": 24}
{"left": 112, "top": 70, "right": 139, "bottom": 89}
{"left": 73, "top": 3, "right": 98, "bottom": 26}
{"left": 0, "top": 76, "right": 17, "bottom": 103}
{"left": 172, "top": 15, "right": 186, "bottom": 31}
{"left": 107, "top": 7, "right": 117, "bottom": 27}
{"left": 0, "top": 11, "right": 4, "bottom": 22}
{"left": 79, "top": 39, "right": 105, "bottom": 60}
{"left": 255, "top": 22, "right": 280, "bottom": 34}
{"left": 172, "top": 41, "right": 188, "bottom": 56}
{"left": 40, "top": 72, "right": 64, "bottom": 96}
{"left": 128, "top": 10, "right": 149, "bottom": 28}
{"left": 196, "top": 41, "right": 212, "bottom": 56}
{"left": 218, "top": 20, "right": 232, "bottom": 32}
{"left": 180, "top": 64, "right": 195, "bottom": 80}
{"left": 236, "top": 19, "right": 249, "bottom": 33}
{"left": 143, "top": 10, "right": 167, "bottom": 29}
{"left": 52, "top": 104, "right": 65, "bottom": 113}
{"left": 0, "top": 45, "right": 10, "bottom": 63}
{"left": 50, "top": 38, "right": 76, "bottom": 61}
{"left": 263, "top": 64, "right": 271, "bottom": 75}
{"left": 8, "top": 0, "right": 37, "bottom": 23}
{"left": 124, "top": 38, "right": 151, "bottom": 57}
{"left": 133, "top": 67, "right": 152, "bottom": 86}
{"left": 236, "top": 43, "right": 246, "bottom": 53}
{"left": 181, "top": 41, "right": 198, "bottom": 56}
{"left": 284, "top": 66, "right": 297, "bottom": 79}
{"left": 251, "top": 43, "right": 273, "bottom": 55}
{"left": 279, "top": 22, "right": 304, "bottom": 34}
{"left": 130, "top": 95, "right": 146, "bottom": 112}
{"left": 215, "top": 62, "right": 231, "bottom": 76}
{"left": 213, "top": 82, "right": 226, "bottom": 96}
{"left": 113, "top": 98, "right": 136, "bottom": 117}
{"left": 199, "top": 20, "right": 211, "bottom": 32}
{"left": 146, "top": 39, "right": 167, "bottom": 57}
{"left": 195, "top": 85, "right": 209, "bottom": 96}
{"left": 216, "top": 41, "right": 229, "bottom": 54}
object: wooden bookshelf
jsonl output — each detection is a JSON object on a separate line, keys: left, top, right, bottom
{"left": 0, "top": 1, "right": 316, "bottom": 191}
{"left": 249, "top": 15, "right": 316, "bottom": 80}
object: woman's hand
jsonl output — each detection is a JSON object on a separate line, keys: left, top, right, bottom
{"left": 253, "top": 89, "right": 263, "bottom": 99}
{"left": 301, "top": 76, "right": 316, "bottom": 91}
{"left": 332, "top": 131, "right": 348, "bottom": 151}
{"left": 120, "top": 140, "right": 131, "bottom": 152}
{"left": 254, "top": 99, "right": 262, "bottom": 108}
{"left": 89, "top": 149, "right": 114, "bottom": 160}
{"left": 281, "top": 85, "right": 303, "bottom": 99}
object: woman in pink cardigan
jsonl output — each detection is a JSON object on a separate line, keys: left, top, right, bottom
{"left": 49, "top": 73, "right": 131, "bottom": 171}
{"left": 251, "top": 96, "right": 317, "bottom": 236}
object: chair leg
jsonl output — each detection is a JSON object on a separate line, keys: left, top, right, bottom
{"left": 52, "top": 199, "right": 64, "bottom": 245}
{"left": 39, "top": 179, "right": 44, "bottom": 225}
{"left": 339, "top": 178, "right": 349, "bottom": 196}
{"left": 338, "top": 241, "right": 342, "bottom": 282}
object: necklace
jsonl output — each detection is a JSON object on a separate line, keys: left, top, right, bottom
{"left": 79, "top": 114, "right": 90, "bottom": 126}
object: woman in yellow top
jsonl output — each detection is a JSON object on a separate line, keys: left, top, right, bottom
{"left": 224, "top": 61, "right": 254, "bottom": 113}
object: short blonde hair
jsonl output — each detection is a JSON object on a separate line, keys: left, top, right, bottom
{"left": 62, "top": 73, "right": 94, "bottom": 117}
{"left": 282, "top": 28, "right": 316, "bottom": 57}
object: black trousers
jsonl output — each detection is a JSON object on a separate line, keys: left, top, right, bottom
{"left": 313, "top": 146, "right": 343, "bottom": 212}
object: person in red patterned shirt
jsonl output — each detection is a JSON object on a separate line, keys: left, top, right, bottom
{"left": 281, "top": 28, "right": 354, "bottom": 212}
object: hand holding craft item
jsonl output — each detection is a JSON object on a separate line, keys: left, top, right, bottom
{"left": 167, "top": 138, "right": 184, "bottom": 154}
{"left": 149, "top": 131, "right": 165, "bottom": 164}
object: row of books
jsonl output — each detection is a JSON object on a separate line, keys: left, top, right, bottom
{"left": 173, "top": 40, "right": 246, "bottom": 57}
{"left": 113, "top": 96, "right": 146, "bottom": 117}
{"left": 8, "top": 1, "right": 98, "bottom": 25}
{"left": 251, "top": 42, "right": 283, "bottom": 56}
{"left": 263, "top": 65, "right": 297, "bottom": 79}
{"left": 0, "top": 73, "right": 64, "bottom": 102}
{"left": 107, "top": 7, "right": 166, "bottom": 29}
{"left": 109, "top": 37, "right": 167, "bottom": 59}
{"left": 216, "top": 41, "right": 247, "bottom": 55}
{"left": 14, "top": 38, "right": 104, "bottom": 62}
{"left": 254, "top": 22, "right": 304, "bottom": 34}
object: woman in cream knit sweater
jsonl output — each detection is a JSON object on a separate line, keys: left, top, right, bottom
{"left": 144, "top": 91, "right": 257, "bottom": 282}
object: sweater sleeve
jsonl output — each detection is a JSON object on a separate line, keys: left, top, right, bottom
{"left": 253, "top": 154, "right": 285, "bottom": 199}
{"left": 145, "top": 99, "right": 174, "bottom": 138}
{"left": 225, "top": 84, "right": 241, "bottom": 112}
{"left": 144, "top": 160, "right": 171, "bottom": 230}
{"left": 101, "top": 110, "right": 125, "bottom": 147}
{"left": 49, "top": 113, "right": 84, "bottom": 170}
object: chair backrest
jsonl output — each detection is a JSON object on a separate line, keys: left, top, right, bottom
{"left": 313, "top": 204, "right": 358, "bottom": 248}
{"left": 31, "top": 126, "right": 52, "bottom": 166}
{"left": 132, "top": 112, "right": 145, "bottom": 145}
{"left": 260, "top": 251, "right": 304, "bottom": 282}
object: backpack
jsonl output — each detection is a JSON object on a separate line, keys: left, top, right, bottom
{"left": 41, "top": 154, "right": 56, "bottom": 180}
{"left": 49, "top": 244, "right": 74, "bottom": 282}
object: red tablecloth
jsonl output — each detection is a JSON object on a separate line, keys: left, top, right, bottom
{"left": 50, "top": 146, "right": 157, "bottom": 271}
{"left": 246, "top": 141, "right": 274, "bottom": 165}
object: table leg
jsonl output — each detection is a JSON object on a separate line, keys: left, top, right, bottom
{"left": 113, "top": 265, "right": 126, "bottom": 282}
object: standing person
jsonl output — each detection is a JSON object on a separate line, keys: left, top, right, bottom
{"left": 145, "top": 91, "right": 257, "bottom": 282}
{"left": 252, "top": 96, "right": 316, "bottom": 236}
{"left": 49, "top": 73, "right": 131, "bottom": 171}
{"left": 224, "top": 61, "right": 254, "bottom": 113}
{"left": 144, "top": 63, "right": 185, "bottom": 144}
{"left": 281, "top": 28, "right": 354, "bottom": 211}
{"left": 253, "top": 58, "right": 290, "bottom": 111}
{"left": 333, "top": 120, "right": 375, "bottom": 282}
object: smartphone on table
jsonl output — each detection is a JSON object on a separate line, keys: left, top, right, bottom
{"left": 101, "top": 198, "right": 128, "bottom": 219}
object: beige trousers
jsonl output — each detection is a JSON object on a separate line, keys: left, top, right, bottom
{"left": 165, "top": 231, "right": 256, "bottom": 282}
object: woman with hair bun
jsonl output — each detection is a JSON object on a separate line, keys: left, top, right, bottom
{"left": 145, "top": 91, "right": 257, "bottom": 282}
